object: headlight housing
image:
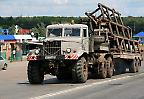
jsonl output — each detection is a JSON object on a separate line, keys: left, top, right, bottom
{"left": 35, "top": 49, "right": 40, "bottom": 55}
{"left": 66, "top": 48, "right": 71, "bottom": 53}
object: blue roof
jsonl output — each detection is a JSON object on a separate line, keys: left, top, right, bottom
{"left": 134, "top": 32, "right": 144, "bottom": 37}
{"left": 0, "top": 35, "right": 15, "bottom": 40}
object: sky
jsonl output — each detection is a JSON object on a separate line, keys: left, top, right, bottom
{"left": 0, "top": 0, "right": 144, "bottom": 17}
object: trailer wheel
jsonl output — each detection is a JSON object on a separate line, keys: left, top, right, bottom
{"left": 99, "top": 61, "right": 107, "bottom": 79}
{"left": 136, "top": 59, "right": 141, "bottom": 72}
{"left": 129, "top": 59, "right": 137, "bottom": 73}
{"left": 72, "top": 57, "right": 88, "bottom": 83}
{"left": 27, "top": 61, "right": 44, "bottom": 84}
{"left": 106, "top": 57, "right": 114, "bottom": 78}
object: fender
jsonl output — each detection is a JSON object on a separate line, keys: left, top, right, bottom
{"left": 65, "top": 51, "right": 88, "bottom": 60}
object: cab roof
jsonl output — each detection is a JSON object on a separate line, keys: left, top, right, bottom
{"left": 47, "top": 24, "right": 88, "bottom": 29}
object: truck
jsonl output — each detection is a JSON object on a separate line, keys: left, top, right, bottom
{"left": 27, "top": 3, "right": 142, "bottom": 84}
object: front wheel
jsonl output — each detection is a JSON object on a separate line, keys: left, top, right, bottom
{"left": 27, "top": 61, "right": 44, "bottom": 84}
{"left": 72, "top": 57, "right": 88, "bottom": 83}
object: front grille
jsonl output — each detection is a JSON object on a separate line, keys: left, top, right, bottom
{"left": 43, "top": 41, "right": 61, "bottom": 56}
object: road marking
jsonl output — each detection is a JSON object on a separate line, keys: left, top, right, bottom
{"left": 30, "top": 73, "right": 144, "bottom": 99}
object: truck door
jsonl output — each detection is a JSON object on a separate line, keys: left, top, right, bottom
{"left": 82, "top": 28, "right": 89, "bottom": 53}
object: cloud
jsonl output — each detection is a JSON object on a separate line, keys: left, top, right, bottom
{"left": 53, "top": 0, "right": 68, "bottom": 5}
{"left": 0, "top": 0, "right": 144, "bottom": 16}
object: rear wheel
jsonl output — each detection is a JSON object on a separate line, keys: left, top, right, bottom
{"left": 72, "top": 57, "right": 88, "bottom": 83}
{"left": 129, "top": 59, "right": 137, "bottom": 73}
{"left": 136, "top": 59, "right": 141, "bottom": 72}
{"left": 99, "top": 61, "right": 107, "bottom": 79}
{"left": 27, "top": 61, "right": 44, "bottom": 84}
{"left": 106, "top": 57, "right": 114, "bottom": 78}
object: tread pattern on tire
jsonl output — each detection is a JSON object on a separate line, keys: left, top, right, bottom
{"left": 28, "top": 61, "right": 44, "bottom": 84}
{"left": 99, "top": 62, "right": 107, "bottom": 79}
{"left": 72, "top": 57, "right": 88, "bottom": 83}
{"left": 136, "top": 59, "right": 141, "bottom": 72}
{"left": 129, "top": 59, "right": 137, "bottom": 73}
{"left": 106, "top": 57, "right": 113, "bottom": 78}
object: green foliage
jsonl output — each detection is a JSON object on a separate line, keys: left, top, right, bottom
{"left": 123, "top": 16, "right": 144, "bottom": 35}
{"left": 31, "top": 22, "right": 46, "bottom": 37}
{"left": 0, "top": 16, "right": 144, "bottom": 36}
{"left": 8, "top": 25, "right": 16, "bottom": 35}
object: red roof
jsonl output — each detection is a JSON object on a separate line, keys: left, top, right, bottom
{"left": 18, "top": 29, "right": 30, "bottom": 34}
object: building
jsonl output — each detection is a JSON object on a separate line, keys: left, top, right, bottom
{"left": 18, "top": 29, "right": 30, "bottom": 35}
{"left": 14, "top": 35, "right": 33, "bottom": 55}
{"left": 133, "top": 32, "right": 144, "bottom": 44}
{"left": 0, "top": 29, "right": 9, "bottom": 35}
{"left": 0, "top": 35, "right": 33, "bottom": 60}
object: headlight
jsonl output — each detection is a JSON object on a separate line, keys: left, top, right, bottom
{"left": 35, "top": 49, "right": 40, "bottom": 55}
{"left": 66, "top": 48, "right": 71, "bottom": 53}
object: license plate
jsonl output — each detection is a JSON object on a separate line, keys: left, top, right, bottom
{"left": 45, "top": 56, "right": 56, "bottom": 59}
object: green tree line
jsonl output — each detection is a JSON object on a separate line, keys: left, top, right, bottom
{"left": 0, "top": 16, "right": 144, "bottom": 36}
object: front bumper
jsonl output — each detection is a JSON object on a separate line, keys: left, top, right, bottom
{"left": 44, "top": 54, "right": 79, "bottom": 60}
{"left": 45, "top": 55, "right": 65, "bottom": 60}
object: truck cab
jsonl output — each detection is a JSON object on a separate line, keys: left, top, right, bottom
{"left": 43, "top": 24, "right": 89, "bottom": 60}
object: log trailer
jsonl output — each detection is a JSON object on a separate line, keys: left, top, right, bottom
{"left": 27, "top": 3, "right": 142, "bottom": 84}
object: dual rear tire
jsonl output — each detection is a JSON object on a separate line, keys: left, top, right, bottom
{"left": 99, "top": 57, "right": 114, "bottom": 79}
{"left": 129, "top": 59, "right": 141, "bottom": 73}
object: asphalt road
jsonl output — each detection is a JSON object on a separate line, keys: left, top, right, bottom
{"left": 0, "top": 61, "right": 144, "bottom": 99}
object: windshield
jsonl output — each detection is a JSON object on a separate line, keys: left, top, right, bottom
{"left": 64, "top": 28, "right": 80, "bottom": 37}
{"left": 48, "top": 28, "right": 62, "bottom": 37}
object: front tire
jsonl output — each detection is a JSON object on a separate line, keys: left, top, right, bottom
{"left": 72, "top": 57, "right": 88, "bottom": 83}
{"left": 27, "top": 61, "right": 44, "bottom": 84}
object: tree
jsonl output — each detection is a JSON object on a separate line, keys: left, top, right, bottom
{"left": 8, "top": 25, "right": 16, "bottom": 35}
{"left": 31, "top": 22, "right": 46, "bottom": 37}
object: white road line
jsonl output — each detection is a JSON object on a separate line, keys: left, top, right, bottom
{"left": 30, "top": 73, "right": 144, "bottom": 99}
